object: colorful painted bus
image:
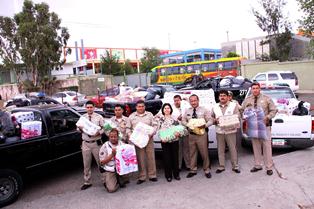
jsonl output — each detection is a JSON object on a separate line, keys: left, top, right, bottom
{"left": 150, "top": 57, "right": 243, "bottom": 84}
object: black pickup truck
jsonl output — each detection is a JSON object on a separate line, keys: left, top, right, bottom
{"left": 0, "top": 105, "right": 83, "bottom": 207}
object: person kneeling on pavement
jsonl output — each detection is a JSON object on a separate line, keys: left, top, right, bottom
{"left": 99, "top": 128, "right": 127, "bottom": 193}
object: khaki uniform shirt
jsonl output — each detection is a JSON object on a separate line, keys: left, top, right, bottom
{"left": 182, "top": 106, "right": 212, "bottom": 128}
{"left": 241, "top": 93, "right": 277, "bottom": 120}
{"left": 210, "top": 101, "right": 241, "bottom": 134}
{"left": 129, "top": 111, "right": 155, "bottom": 133}
{"left": 80, "top": 112, "right": 105, "bottom": 141}
{"left": 109, "top": 116, "right": 131, "bottom": 141}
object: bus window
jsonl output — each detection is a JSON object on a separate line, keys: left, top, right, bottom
{"left": 223, "top": 61, "right": 235, "bottom": 70}
{"left": 187, "top": 65, "right": 194, "bottom": 73}
{"left": 201, "top": 63, "right": 209, "bottom": 72}
{"left": 208, "top": 63, "right": 217, "bottom": 71}
{"left": 172, "top": 66, "right": 180, "bottom": 74}
{"left": 160, "top": 68, "right": 167, "bottom": 76}
{"left": 193, "top": 64, "right": 201, "bottom": 71}
{"left": 179, "top": 66, "right": 186, "bottom": 74}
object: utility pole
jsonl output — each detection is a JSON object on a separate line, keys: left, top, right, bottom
{"left": 226, "top": 31, "right": 229, "bottom": 42}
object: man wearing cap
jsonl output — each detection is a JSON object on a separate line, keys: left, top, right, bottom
{"left": 182, "top": 94, "right": 212, "bottom": 179}
{"left": 77, "top": 100, "right": 105, "bottom": 190}
{"left": 211, "top": 90, "right": 241, "bottom": 174}
{"left": 241, "top": 82, "right": 277, "bottom": 175}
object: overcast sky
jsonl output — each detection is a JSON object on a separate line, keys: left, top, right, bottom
{"left": 0, "top": 0, "right": 303, "bottom": 50}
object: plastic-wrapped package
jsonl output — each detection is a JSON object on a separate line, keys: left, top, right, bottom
{"left": 129, "top": 122, "right": 154, "bottom": 148}
{"left": 12, "top": 112, "right": 34, "bottom": 123}
{"left": 186, "top": 118, "right": 206, "bottom": 135}
{"left": 218, "top": 115, "right": 240, "bottom": 129}
{"left": 21, "top": 121, "right": 42, "bottom": 139}
{"left": 76, "top": 117, "right": 101, "bottom": 136}
{"left": 158, "top": 125, "right": 188, "bottom": 143}
{"left": 243, "top": 107, "right": 267, "bottom": 140}
{"left": 115, "top": 144, "right": 138, "bottom": 175}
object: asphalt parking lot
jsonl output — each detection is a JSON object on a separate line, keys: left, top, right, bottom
{"left": 3, "top": 92, "right": 314, "bottom": 209}
{"left": 4, "top": 145, "right": 314, "bottom": 209}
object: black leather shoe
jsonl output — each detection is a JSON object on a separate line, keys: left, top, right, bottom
{"left": 149, "top": 178, "right": 158, "bottom": 182}
{"left": 174, "top": 176, "right": 181, "bottom": 181}
{"left": 232, "top": 168, "right": 241, "bottom": 174}
{"left": 250, "top": 167, "right": 263, "bottom": 172}
{"left": 137, "top": 180, "right": 145, "bottom": 185}
{"left": 266, "top": 170, "right": 273, "bottom": 176}
{"left": 205, "top": 172, "right": 212, "bottom": 178}
{"left": 215, "top": 169, "right": 225, "bottom": 174}
{"left": 81, "top": 184, "right": 92, "bottom": 190}
{"left": 166, "top": 178, "right": 172, "bottom": 182}
{"left": 119, "top": 183, "right": 126, "bottom": 188}
{"left": 186, "top": 173, "right": 197, "bottom": 178}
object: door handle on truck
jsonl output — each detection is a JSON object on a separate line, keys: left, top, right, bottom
{"left": 274, "top": 119, "right": 284, "bottom": 123}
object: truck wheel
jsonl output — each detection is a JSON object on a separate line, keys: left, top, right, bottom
{"left": 0, "top": 169, "right": 23, "bottom": 207}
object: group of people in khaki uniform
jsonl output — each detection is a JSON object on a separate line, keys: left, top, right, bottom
{"left": 77, "top": 82, "right": 277, "bottom": 193}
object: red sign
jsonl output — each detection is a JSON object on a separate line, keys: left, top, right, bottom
{"left": 159, "top": 50, "right": 169, "bottom": 55}
{"left": 82, "top": 48, "right": 97, "bottom": 59}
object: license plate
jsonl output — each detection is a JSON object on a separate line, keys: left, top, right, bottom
{"left": 272, "top": 139, "right": 285, "bottom": 146}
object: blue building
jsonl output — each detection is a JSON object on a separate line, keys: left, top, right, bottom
{"left": 160, "top": 48, "right": 222, "bottom": 64}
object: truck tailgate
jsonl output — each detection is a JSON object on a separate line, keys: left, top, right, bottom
{"left": 271, "top": 115, "right": 312, "bottom": 139}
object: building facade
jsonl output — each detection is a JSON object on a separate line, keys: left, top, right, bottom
{"left": 221, "top": 34, "right": 311, "bottom": 61}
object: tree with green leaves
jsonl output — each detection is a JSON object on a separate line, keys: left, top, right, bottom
{"left": 226, "top": 52, "right": 240, "bottom": 58}
{"left": 13, "top": 0, "right": 70, "bottom": 87}
{"left": 252, "top": 0, "right": 292, "bottom": 61}
{"left": 100, "top": 50, "right": 121, "bottom": 75}
{"left": 297, "top": 0, "right": 314, "bottom": 58}
{"left": 140, "top": 47, "right": 162, "bottom": 73}
{"left": 121, "top": 59, "right": 135, "bottom": 75}
{"left": 0, "top": 16, "right": 24, "bottom": 92}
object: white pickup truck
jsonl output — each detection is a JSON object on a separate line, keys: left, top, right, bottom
{"left": 242, "top": 86, "right": 314, "bottom": 149}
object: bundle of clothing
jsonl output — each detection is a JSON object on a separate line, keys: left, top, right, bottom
{"left": 158, "top": 125, "right": 188, "bottom": 143}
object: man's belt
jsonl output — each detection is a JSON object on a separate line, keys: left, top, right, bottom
{"left": 189, "top": 132, "right": 197, "bottom": 135}
{"left": 84, "top": 139, "right": 102, "bottom": 144}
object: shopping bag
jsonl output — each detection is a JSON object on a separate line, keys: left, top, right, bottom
{"left": 115, "top": 144, "right": 138, "bottom": 175}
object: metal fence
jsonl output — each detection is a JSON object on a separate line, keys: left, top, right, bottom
{"left": 113, "top": 73, "right": 151, "bottom": 88}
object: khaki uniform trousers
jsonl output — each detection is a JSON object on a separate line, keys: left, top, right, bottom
{"left": 178, "top": 136, "right": 190, "bottom": 169}
{"left": 104, "top": 172, "right": 119, "bottom": 193}
{"left": 81, "top": 141, "right": 101, "bottom": 184}
{"left": 217, "top": 133, "right": 239, "bottom": 170}
{"left": 135, "top": 138, "right": 157, "bottom": 180}
{"left": 188, "top": 133, "right": 210, "bottom": 174}
{"left": 252, "top": 127, "right": 273, "bottom": 170}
